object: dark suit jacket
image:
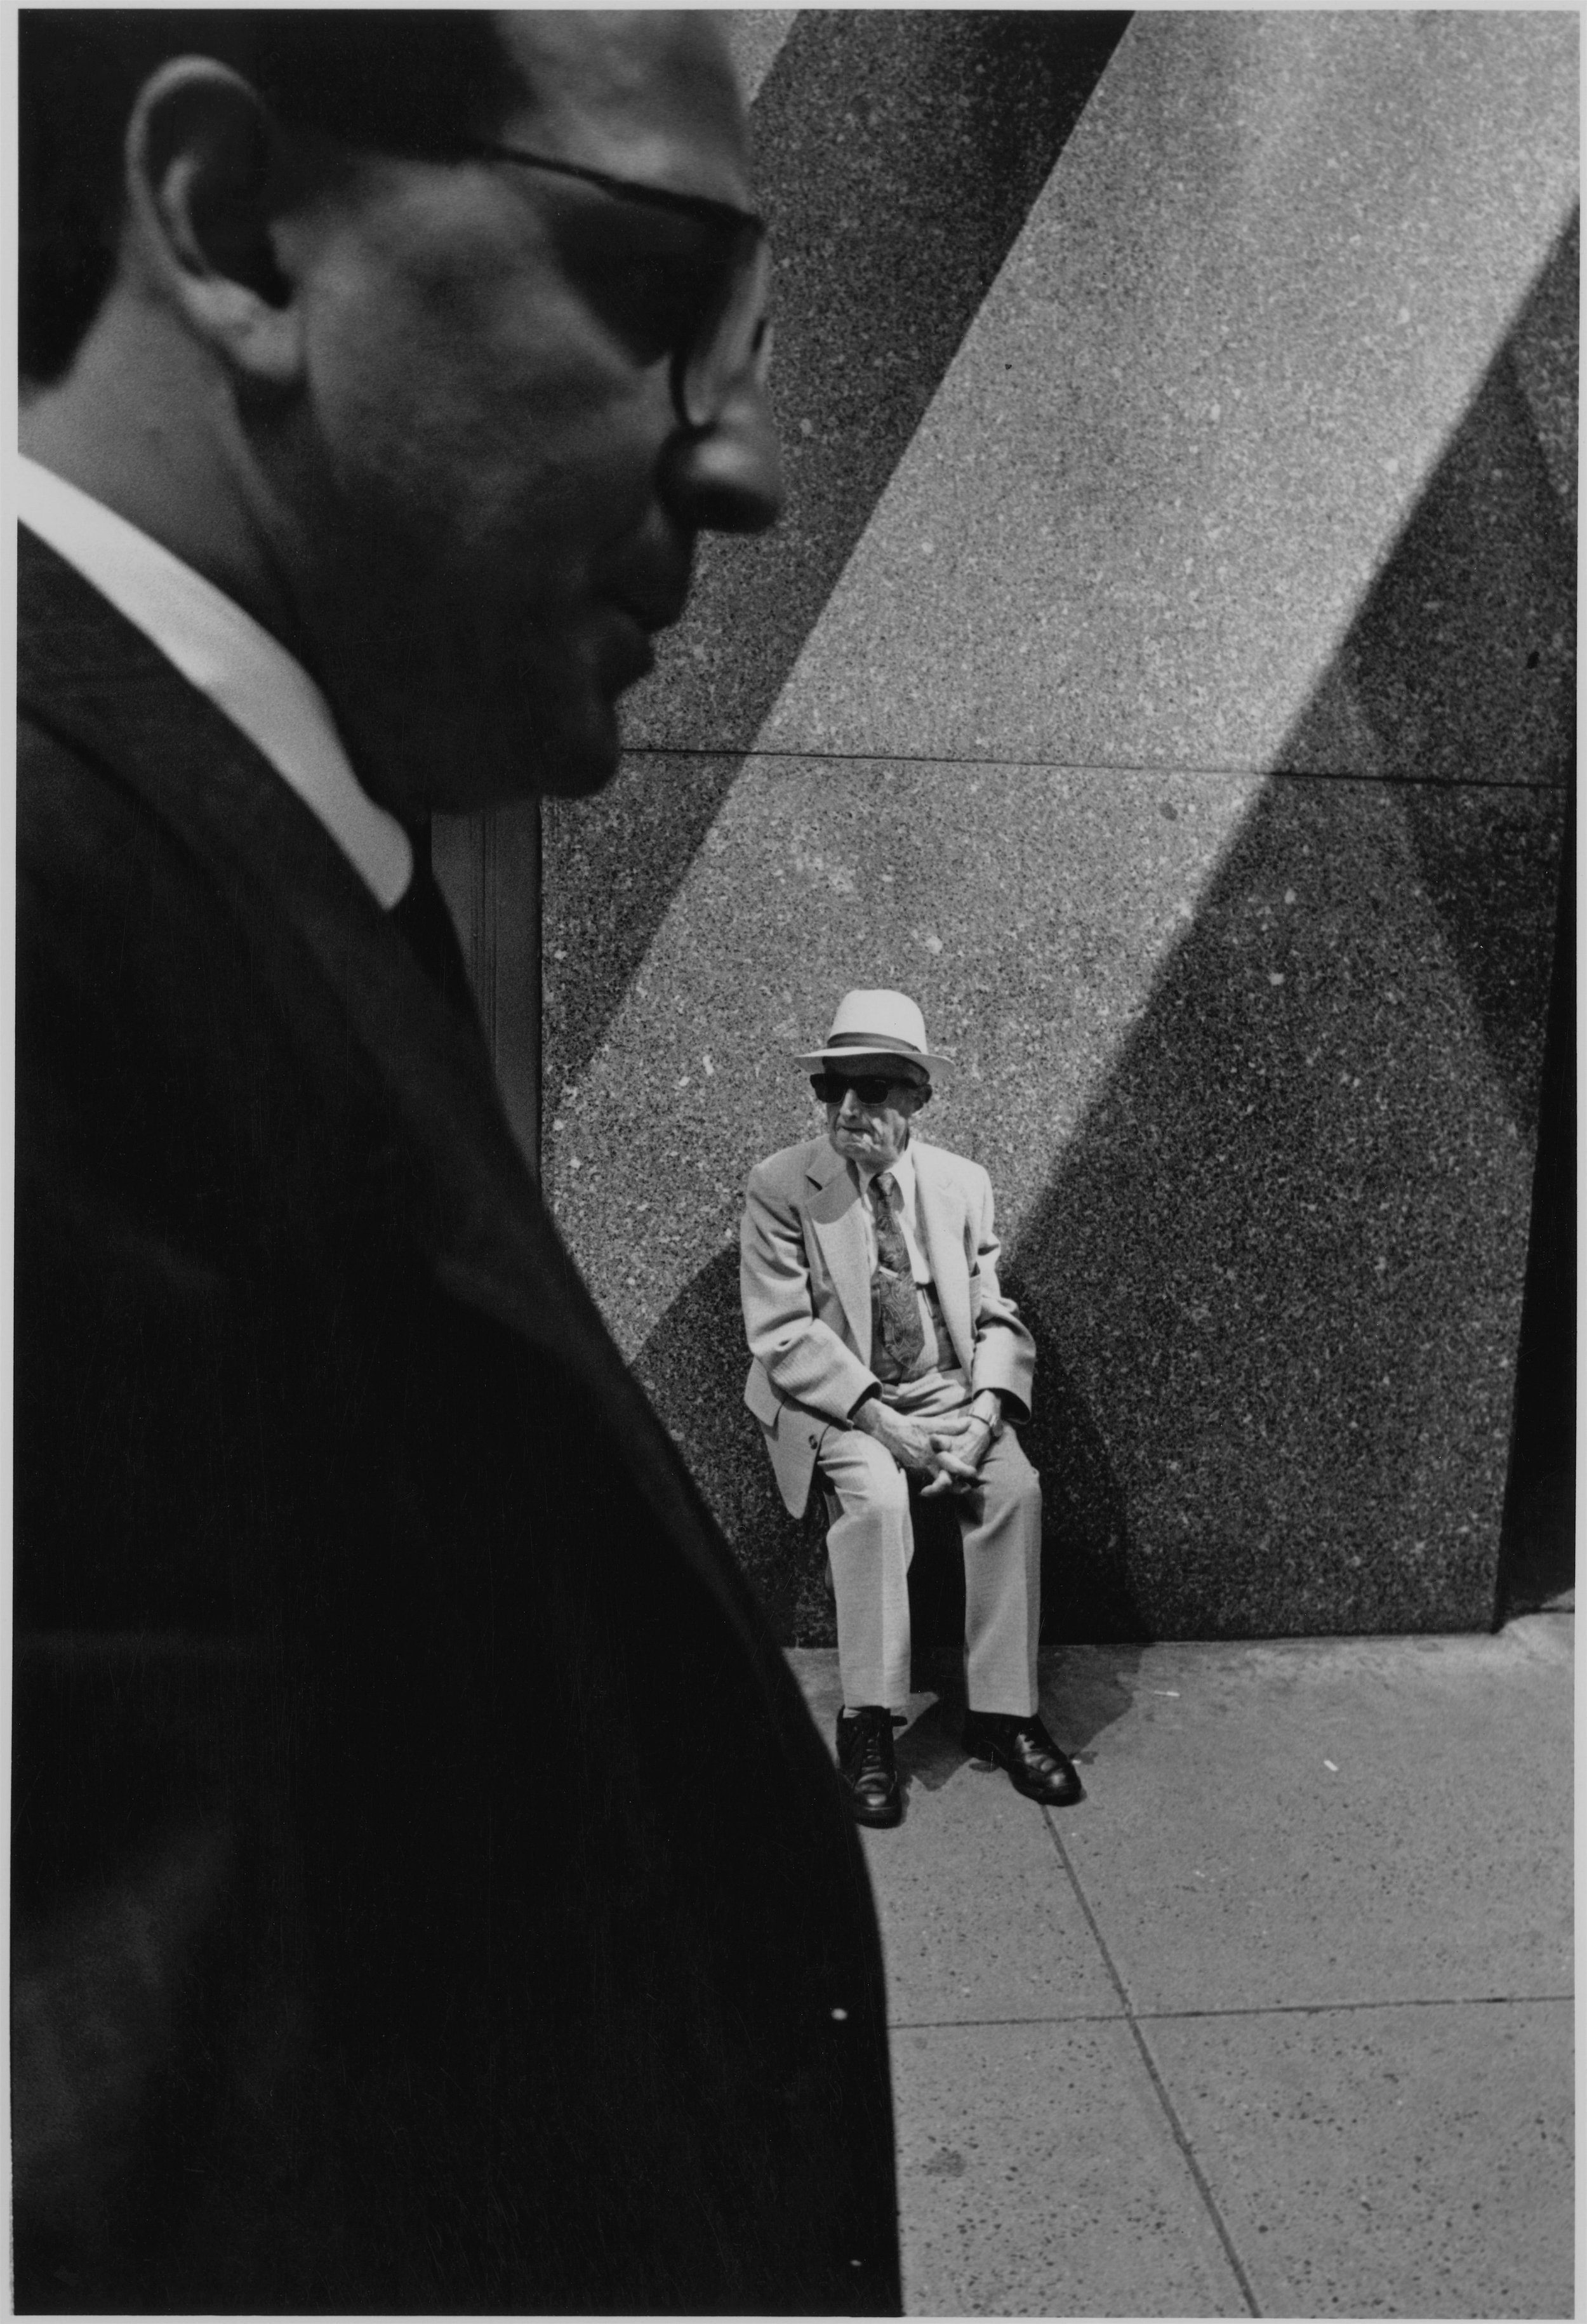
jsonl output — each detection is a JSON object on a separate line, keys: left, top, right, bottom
{"left": 14, "top": 528, "right": 900, "bottom": 2314}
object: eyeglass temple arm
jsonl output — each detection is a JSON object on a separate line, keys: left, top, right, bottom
{"left": 458, "top": 138, "right": 766, "bottom": 239}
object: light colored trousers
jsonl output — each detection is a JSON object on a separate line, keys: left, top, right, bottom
{"left": 816, "top": 1369, "right": 1042, "bottom": 1716}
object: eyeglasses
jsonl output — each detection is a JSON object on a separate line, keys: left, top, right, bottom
{"left": 811, "top": 1072, "right": 921, "bottom": 1105}
{"left": 456, "top": 140, "right": 771, "bottom": 431}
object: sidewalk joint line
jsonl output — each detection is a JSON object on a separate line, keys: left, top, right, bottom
{"left": 887, "top": 1991, "right": 1574, "bottom": 2034}
{"left": 1138, "top": 1991, "right": 1575, "bottom": 2022}
{"left": 1041, "top": 1810, "right": 1264, "bottom": 2318}
{"left": 889, "top": 2008, "right": 1146, "bottom": 2031}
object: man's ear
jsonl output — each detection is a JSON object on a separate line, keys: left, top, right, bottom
{"left": 122, "top": 58, "right": 305, "bottom": 392}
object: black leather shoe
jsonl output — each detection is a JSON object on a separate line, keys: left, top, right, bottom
{"left": 836, "top": 1707, "right": 903, "bottom": 1828}
{"left": 962, "top": 1711, "right": 1083, "bottom": 1806}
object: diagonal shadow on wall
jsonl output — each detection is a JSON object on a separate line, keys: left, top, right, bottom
{"left": 1498, "top": 774, "right": 1575, "bottom": 1609}
{"left": 1279, "top": 215, "right": 1576, "bottom": 1131}
{"left": 543, "top": 10, "right": 1130, "bottom": 1113}
{"left": 1003, "top": 245, "right": 1572, "bottom": 1642}
{"left": 631, "top": 216, "right": 1574, "bottom": 1648}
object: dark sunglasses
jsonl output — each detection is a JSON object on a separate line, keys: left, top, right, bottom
{"left": 455, "top": 140, "right": 771, "bottom": 430}
{"left": 811, "top": 1072, "right": 918, "bottom": 1105}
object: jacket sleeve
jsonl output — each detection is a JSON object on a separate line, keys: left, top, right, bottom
{"left": 740, "top": 1160, "right": 878, "bottom": 1423}
{"left": 966, "top": 1165, "right": 1036, "bottom": 1420}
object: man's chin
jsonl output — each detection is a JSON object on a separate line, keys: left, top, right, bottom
{"left": 522, "top": 684, "right": 627, "bottom": 800}
{"left": 442, "top": 705, "right": 626, "bottom": 808}
{"left": 341, "top": 665, "right": 625, "bottom": 811}
{"left": 533, "top": 736, "right": 623, "bottom": 799}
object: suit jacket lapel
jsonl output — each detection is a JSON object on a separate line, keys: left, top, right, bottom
{"left": 18, "top": 529, "right": 513, "bottom": 1228}
{"left": 806, "top": 1144, "right": 872, "bottom": 1364}
{"left": 913, "top": 1144, "right": 975, "bottom": 1375}
{"left": 18, "top": 531, "right": 778, "bottom": 1660}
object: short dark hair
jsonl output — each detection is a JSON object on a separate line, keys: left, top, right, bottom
{"left": 20, "top": 10, "right": 518, "bottom": 384}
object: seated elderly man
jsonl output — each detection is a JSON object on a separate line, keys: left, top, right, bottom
{"left": 741, "top": 990, "right": 1081, "bottom": 1826}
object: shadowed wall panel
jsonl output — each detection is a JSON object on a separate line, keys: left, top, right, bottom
{"left": 545, "top": 10, "right": 1128, "bottom": 1104}
{"left": 757, "top": 11, "right": 1577, "bottom": 771}
{"left": 1015, "top": 775, "right": 1562, "bottom": 1637}
{"left": 544, "top": 12, "right": 1576, "bottom": 1641}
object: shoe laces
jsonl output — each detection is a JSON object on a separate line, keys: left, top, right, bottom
{"left": 841, "top": 1710, "right": 895, "bottom": 1783}
{"left": 973, "top": 1714, "right": 1056, "bottom": 1761}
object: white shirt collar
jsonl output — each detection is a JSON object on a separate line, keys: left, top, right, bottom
{"left": 17, "top": 456, "right": 413, "bottom": 907}
{"left": 881, "top": 1143, "right": 916, "bottom": 1208}
{"left": 851, "top": 1140, "right": 916, "bottom": 1206}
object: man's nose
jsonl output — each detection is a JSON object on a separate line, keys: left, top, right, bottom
{"left": 838, "top": 1088, "right": 867, "bottom": 1122}
{"left": 661, "top": 376, "right": 784, "bottom": 535}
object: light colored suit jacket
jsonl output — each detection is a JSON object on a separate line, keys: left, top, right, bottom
{"left": 740, "top": 1134, "right": 1036, "bottom": 1517}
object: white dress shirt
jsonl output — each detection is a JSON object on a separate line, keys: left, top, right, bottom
{"left": 852, "top": 1142, "right": 933, "bottom": 1285}
{"left": 17, "top": 455, "right": 413, "bottom": 906}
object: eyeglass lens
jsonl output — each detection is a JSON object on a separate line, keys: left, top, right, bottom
{"left": 677, "top": 230, "right": 771, "bottom": 429}
{"left": 811, "top": 1074, "right": 899, "bottom": 1103}
{"left": 463, "top": 142, "right": 771, "bottom": 432}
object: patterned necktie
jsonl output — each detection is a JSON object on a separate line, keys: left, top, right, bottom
{"left": 869, "top": 1171, "right": 926, "bottom": 1381}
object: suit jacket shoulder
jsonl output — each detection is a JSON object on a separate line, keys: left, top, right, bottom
{"left": 745, "top": 1135, "right": 993, "bottom": 1217}
{"left": 911, "top": 1137, "right": 995, "bottom": 1209}
{"left": 745, "top": 1132, "right": 835, "bottom": 1194}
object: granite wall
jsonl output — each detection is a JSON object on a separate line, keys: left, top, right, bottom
{"left": 533, "top": 11, "right": 1576, "bottom": 1643}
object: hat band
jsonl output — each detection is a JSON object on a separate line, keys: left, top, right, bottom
{"left": 826, "top": 1031, "right": 926, "bottom": 1056}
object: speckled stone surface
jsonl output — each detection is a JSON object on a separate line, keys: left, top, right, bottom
{"left": 1278, "top": 300, "right": 1573, "bottom": 789}
{"left": 547, "top": 11, "right": 1576, "bottom": 1115}
{"left": 755, "top": 10, "right": 1579, "bottom": 770}
{"left": 781, "top": 1656, "right": 1115, "bottom": 2024}
{"left": 893, "top": 2020, "right": 1250, "bottom": 2318}
{"left": 1510, "top": 205, "right": 1580, "bottom": 529}
{"left": 1052, "top": 1627, "right": 1573, "bottom": 2011}
{"left": 861, "top": 1760, "right": 1116, "bottom": 2028}
{"left": 547, "top": 11, "right": 1127, "bottom": 1092}
{"left": 541, "top": 10, "right": 1577, "bottom": 1643}
{"left": 625, "top": 10, "right": 1128, "bottom": 755}
{"left": 1013, "top": 772, "right": 1563, "bottom": 1638}
{"left": 547, "top": 747, "right": 1261, "bottom": 1639}
{"left": 548, "top": 759, "right": 1560, "bottom": 1640}
{"left": 788, "top": 1622, "right": 1572, "bottom": 2316}
{"left": 1150, "top": 2001, "right": 1574, "bottom": 2319}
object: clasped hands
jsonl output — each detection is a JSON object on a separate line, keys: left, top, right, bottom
{"left": 853, "top": 1393, "right": 1000, "bottom": 1497}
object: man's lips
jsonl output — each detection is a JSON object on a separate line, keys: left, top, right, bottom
{"left": 609, "top": 581, "right": 690, "bottom": 633}
{"left": 598, "top": 576, "right": 696, "bottom": 691}
{"left": 599, "top": 602, "right": 661, "bottom": 690}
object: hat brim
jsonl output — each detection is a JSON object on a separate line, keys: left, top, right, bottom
{"left": 792, "top": 1041, "right": 951, "bottom": 1079}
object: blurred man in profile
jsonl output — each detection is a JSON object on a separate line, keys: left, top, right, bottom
{"left": 15, "top": 13, "right": 898, "bottom": 2311}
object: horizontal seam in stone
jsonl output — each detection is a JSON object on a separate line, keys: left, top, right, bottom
{"left": 620, "top": 745, "right": 1565, "bottom": 792}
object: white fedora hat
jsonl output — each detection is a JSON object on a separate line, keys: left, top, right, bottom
{"left": 793, "top": 989, "right": 952, "bottom": 1079}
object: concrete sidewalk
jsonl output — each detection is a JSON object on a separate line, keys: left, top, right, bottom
{"left": 788, "top": 1613, "right": 1573, "bottom": 2319}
